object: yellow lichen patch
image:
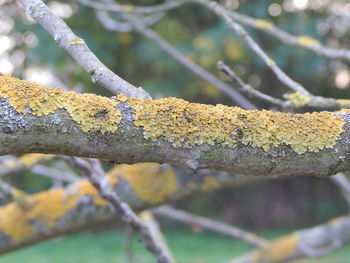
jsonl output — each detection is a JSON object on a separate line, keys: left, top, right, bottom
{"left": 139, "top": 210, "right": 153, "bottom": 222}
{"left": 118, "top": 95, "right": 344, "bottom": 154}
{"left": 0, "top": 188, "right": 78, "bottom": 242}
{"left": 115, "top": 163, "right": 177, "bottom": 204}
{"left": 255, "top": 19, "right": 274, "bottom": 29}
{"left": 121, "top": 4, "right": 134, "bottom": 12}
{"left": 18, "top": 153, "right": 54, "bottom": 167}
{"left": 297, "top": 36, "right": 320, "bottom": 47}
{"left": 69, "top": 36, "right": 84, "bottom": 46}
{"left": 75, "top": 181, "right": 108, "bottom": 207}
{"left": 200, "top": 176, "right": 220, "bottom": 192}
{"left": 265, "top": 58, "right": 275, "bottom": 67}
{"left": 0, "top": 74, "right": 121, "bottom": 133}
{"left": 287, "top": 92, "right": 312, "bottom": 108}
{"left": 250, "top": 233, "right": 299, "bottom": 262}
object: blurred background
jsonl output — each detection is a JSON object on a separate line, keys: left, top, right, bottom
{"left": 1, "top": 0, "right": 350, "bottom": 262}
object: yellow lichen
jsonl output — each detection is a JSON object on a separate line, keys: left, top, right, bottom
{"left": 0, "top": 188, "right": 78, "bottom": 242}
{"left": 0, "top": 74, "right": 121, "bottom": 133}
{"left": 118, "top": 95, "right": 344, "bottom": 154}
{"left": 265, "top": 58, "right": 276, "bottom": 67}
{"left": 255, "top": 19, "right": 274, "bottom": 29}
{"left": 121, "top": 4, "right": 134, "bottom": 12}
{"left": 75, "top": 181, "right": 108, "bottom": 207}
{"left": 287, "top": 92, "right": 312, "bottom": 108}
{"left": 18, "top": 153, "right": 54, "bottom": 167}
{"left": 297, "top": 36, "right": 320, "bottom": 47}
{"left": 115, "top": 163, "right": 177, "bottom": 204}
{"left": 200, "top": 176, "right": 220, "bottom": 192}
{"left": 250, "top": 233, "right": 299, "bottom": 261}
{"left": 0, "top": 174, "right": 122, "bottom": 243}
{"left": 68, "top": 36, "right": 85, "bottom": 46}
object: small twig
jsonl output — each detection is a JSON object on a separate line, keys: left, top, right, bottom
{"left": 140, "top": 210, "right": 176, "bottom": 263}
{"left": 96, "top": 11, "right": 164, "bottom": 33}
{"left": 198, "top": 0, "right": 309, "bottom": 95}
{"left": 63, "top": 157, "right": 173, "bottom": 263}
{"left": 16, "top": 0, "right": 150, "bottom": 99}
{"left": 217, "top": 61, "right": 288, "bottom": 107}
{"left": 79, "top": 0, "right": 187, "bottom": 15}
{"left": 225, "top": 10, "right": 350, "bottom": 62}
{"left": 32, "top": 165, "right": 80, "bottom": 183}
{"left": 153, "top": 206, "right": 267, "bottom": 247}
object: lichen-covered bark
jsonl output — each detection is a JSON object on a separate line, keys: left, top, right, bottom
{"left": 1, "top": 74, "right": 350, "bottom": 176}
{"left": 232, "top": 215, "right": 350, "bottom": 263}
{"left": 0, "top": 163, "right": 259, "bottom": 254}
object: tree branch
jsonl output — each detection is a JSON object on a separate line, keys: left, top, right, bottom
{"left": 16, "top": 0, "right": 150, "bottom": 99}
{"left": 153, "top": 206, "right": 267, "bottom": 247}
{"left": 1, "top": 74, "right": 350, "bottom": 176}
{"left": 0, "top": 162, "right": 271, "bottom": 254}
{"left": 63, "top": 157, "right": 174, "bottom": 263}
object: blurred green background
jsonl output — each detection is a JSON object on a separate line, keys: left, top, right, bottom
{"left": 1, "top": 0, "right": 350, "bottom": 261}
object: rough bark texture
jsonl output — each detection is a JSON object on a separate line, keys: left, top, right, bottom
{"left": 1, "top": 74, "right": 350, "bottom": 176}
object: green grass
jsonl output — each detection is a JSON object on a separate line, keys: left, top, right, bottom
{"left": 1, "top": 229, "right": 349, "bottom": 263}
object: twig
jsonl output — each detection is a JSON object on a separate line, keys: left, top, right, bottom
{"left": 140, "top": 210, "right": 176, "bottom": 263}
{"left": 153, "top": 206, "right": 267, "bottom": 247}
{"left": 63, "top": 157, "right": 174, "bottom": 263}
{"left": 96, "top": 11, "right": 164, "bottom": 33}
{"left": 79, "top": 0, "right": 187, "bottom": 15}
{"left": 16, "top": 0, "right": 150, "bottom": 99}
{"left": 198, "top": 0, "right": 309, "bottom": 95}
{"left": 224, "top": 10, "right": 350, "bottom": 62}
{"left": 217, "top": 61, "right": 288, "bottom": 107}
{"left": 97, "top": 11, "right": 257, "bottom": 109}
{"left": 32, "top": 165, "right": 80, "bottom": 183}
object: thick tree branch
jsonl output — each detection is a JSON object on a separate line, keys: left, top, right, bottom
{"left": 1, "top": 74, "right": 350, "bottom": 176}
{"left": 0, "top": 162, "right": 268, "bottom": 254}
